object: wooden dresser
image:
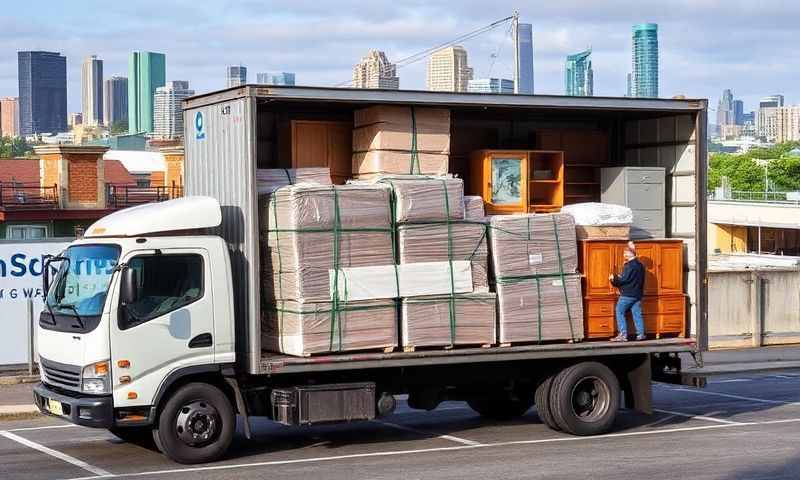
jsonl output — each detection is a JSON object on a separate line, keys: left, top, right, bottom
{"left": 579, "top": 239, "right": 686, "bottom": 339}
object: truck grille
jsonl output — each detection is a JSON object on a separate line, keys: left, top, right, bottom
{"left": 40, "top": 357, "right": 81, "bottom": 391}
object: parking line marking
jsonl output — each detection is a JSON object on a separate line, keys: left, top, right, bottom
{"left": 8, "top": 424, "right": 80, "bottom": 432}
{"left": 653, "top": 408, "right": 744, "bottom": 425}
{"left": 62, "top": 422, "right": 760, "bottom": 480}
{"left": 375, "top": 420, "right": 483, "bottom": 446}
{"left": 711, "top": 379, "right": 752, "bottom": 384}
{"left": 669, "top": 387, "right": 800, "bottom": 406}
{"left": 0, "top": 430, "right": 113, "bottom": 477}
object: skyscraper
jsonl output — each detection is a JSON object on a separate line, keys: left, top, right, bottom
{"left": 733, "top": 100, "right": 744, "bottom": 125}
{"left": 427, "top": 46, "right": 473, "bottom": 92}
{"left": 517, "top": 23, "right": 534, "bottom": 94}
{"left": 757, "top": 95, "right": 786, "bottom": 140}
{"left": 630, "top": 23, "right": 659, "bottom": 98}
{"left": 104, "top": 76, "right": 128, "bottom": 127}
{"left": 352, "top": 50, "right": 399, "bottom": 89}
{"left": 256, "top": 72, "right": 296, "bottom": 86}
{"left": 81, "top": 55, "right": 104, "bottom": 126}
{"left": 154, "top": 81, "right": 194, "bottom": 139}
{"left": 564, "top": 48, "right": 593, "bottom": 96}
{"left": 128, "top": 51, "right": 166, "bottom": 134}
{"left": 467, "top": 78, "right": 514, "bottom": 94}
{"left": 226, "top": 65, "right": 247, "bottom": 87}
{"left": 18, "top": 51, "right": 67, "bottom": 135}
{"left": 717, "top": 89, "right": 734, "bottom": 126}
{"left": 0, "top": 97, "right": 20, "bottom": 138}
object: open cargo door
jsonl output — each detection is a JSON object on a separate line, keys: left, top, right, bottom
{"left": 623, "top": 110, "right": 708, "bottom": 350}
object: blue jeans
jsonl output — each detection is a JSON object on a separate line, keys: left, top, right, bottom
{"left": 616, "top": 296, "right": 644, "bottom": 336}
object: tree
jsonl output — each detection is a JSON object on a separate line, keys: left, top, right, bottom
{"left": 708, "top": 141, "right": 800, "bottom": 194}
{"left": 110, "top": 120, "right": 129, "bottom": 135}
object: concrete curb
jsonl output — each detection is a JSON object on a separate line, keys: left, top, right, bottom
{"left": 0, "top": 375, "right": 39, "bottom": 386}
{"left": 686, "top": 360, "right": 800, "bottom": 376}
{"left": 0, "top": 405, "right": 41, "bottom": 421}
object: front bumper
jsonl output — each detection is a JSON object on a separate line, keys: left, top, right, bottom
{"left": 33, "top": 382, "right": 113, "bottom": 428}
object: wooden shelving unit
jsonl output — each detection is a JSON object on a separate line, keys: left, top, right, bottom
{"left": 469, "top": 150, "right": 564, "bottom": 215}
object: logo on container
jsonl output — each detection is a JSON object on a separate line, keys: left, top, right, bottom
{"left": 195, "top": 111, "right": 206, "bottom": 140}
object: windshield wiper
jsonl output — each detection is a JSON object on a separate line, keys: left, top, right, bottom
{"left": 55, "top": 303, "right": 85, "bottom": 329}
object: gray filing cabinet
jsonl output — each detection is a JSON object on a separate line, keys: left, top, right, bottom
{"left": 600, "top": 166, "right": 665, "bottom": 238}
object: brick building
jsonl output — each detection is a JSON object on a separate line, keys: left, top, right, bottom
{"left": 0, "top": 145, "right": 184, "bottom": 239}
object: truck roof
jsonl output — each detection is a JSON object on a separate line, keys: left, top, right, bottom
{"left": 85, "top": 196, "right": 221, "bottom": 238}
{"left": 184, "top": 85, "right": 708, "bottom": 113}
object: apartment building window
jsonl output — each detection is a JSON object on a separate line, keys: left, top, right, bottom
{"left": 7, "top": 225, "right": 48, "bottom": 240}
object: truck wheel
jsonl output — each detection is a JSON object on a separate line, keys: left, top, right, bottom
{"left": 467, "top": 394, "right": 534, "bottom": 420}
{"left": 534, "top": 374, "right": 560, "bottom": 431}
{"left": 109, "top": 426, "right": 156, "bottom": 448}
{"left": 153, "top": 383, "right": 235, "bottom": 464}
{"left": 548, "top": 362, "right": 620, "bottom": 436}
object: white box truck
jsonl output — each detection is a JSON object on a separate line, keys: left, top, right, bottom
{"left": 33, "top": 86, "right": 708, "bottom": 464}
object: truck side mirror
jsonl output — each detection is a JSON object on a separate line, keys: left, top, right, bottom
{"left": 120, "top": 266, "right": 140, "bottom": 305}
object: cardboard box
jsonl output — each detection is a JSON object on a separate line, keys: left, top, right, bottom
{"left": 401, "top": 293, "right": 496, "bottom": 349}
{"left": 263, "top": 299, "right": 397, "bottom": 356}
{"left": 353, "top": 150, "right": 449, "bottom": 178}
{"left": 263, "top": 184, "right": 395, "bottom": 302}
{"left": 489, "top": 213, "right": 578, "bottom": 279}
{"left": 353, "top": 105, "right": 450, "bottom": 153}
{"left": 398, "top": 222, "right": 489, "bottom": 293}
{"left": 496, "top": 274, "right": 584, "bottom": 343}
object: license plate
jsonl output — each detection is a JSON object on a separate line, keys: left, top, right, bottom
{"left": 47, "top": 398, "right": 64, "bottom": 416}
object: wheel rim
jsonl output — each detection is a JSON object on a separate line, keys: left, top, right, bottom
{"left": 570, "top": 376, "right": 610, "bottom": 421}
{"left": 175, "top": 400, "right": 220, "bottom": 447}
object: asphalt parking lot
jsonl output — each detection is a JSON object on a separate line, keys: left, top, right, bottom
{"left": 2, "top": 371, "right": 800, "bottom": 480}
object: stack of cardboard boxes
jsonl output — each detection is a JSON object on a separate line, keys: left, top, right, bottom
{"left": 352, "top": 106, "right": 450, "bottom": 178}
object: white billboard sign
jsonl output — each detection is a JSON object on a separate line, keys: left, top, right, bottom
{"left": 0, "top": 239, "right": 72, "bottom": 365}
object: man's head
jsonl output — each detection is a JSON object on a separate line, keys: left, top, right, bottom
{"left": 623, "top": 247, "right": 636, "bottom": 261}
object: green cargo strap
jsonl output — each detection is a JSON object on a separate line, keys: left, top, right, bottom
{"left": 329, "top": 187, "right": 344, "bottom": 351}
{"left": 283, "top": 168, "right": 292, "bottom": 184}
{"left": 440, "top": 179, "right": 457, "bottom": 346}
{"left": 270, "top": 189, "right": 286, "bottom": 352}
{"left": 409, "top": 106, "right": 421, "bottom": 175}
{"left": 535, "top": 276, "right": 543, "bottom": 342}
{"left": 551, "top": 215, "right": 575, "bottom": 341}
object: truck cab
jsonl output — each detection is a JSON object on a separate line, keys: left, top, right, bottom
{"left": 34, "top": 196, "right": 239, "bottom": 462}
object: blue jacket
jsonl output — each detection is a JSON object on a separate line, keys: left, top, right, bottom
{"left": 611, "top": 258, "right": 645, "bottom": 299}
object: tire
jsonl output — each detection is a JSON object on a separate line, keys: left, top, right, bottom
{"left": 548, "top": 362, "right": 620, "bottom": 436}
{"left": 534, "top": 374, "right": 560, "bottom": 431}
{"left": 108, "top": 426, "right": 156, "bottom": 449}
{"left": 467, "top": 393, "right": 534, "bottom": 420}
{"left": 153, "top": 382, "right": 235, "bottom": 464}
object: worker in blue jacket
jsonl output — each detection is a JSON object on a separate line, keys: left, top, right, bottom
{"left": 609, "top": 247, "right": 646, "bottom": 342}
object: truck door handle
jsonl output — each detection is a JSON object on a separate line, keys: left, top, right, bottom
{"left": 188, "top": 333, "right": 213, "bottom": 348}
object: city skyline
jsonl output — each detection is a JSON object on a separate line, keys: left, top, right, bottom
{"left": 1, "top": 3, "right": 798, "bottom": 116}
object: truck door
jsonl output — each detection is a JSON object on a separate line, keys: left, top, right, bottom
{"left": 110, "top": 248, "right": 215, "bottom": 409}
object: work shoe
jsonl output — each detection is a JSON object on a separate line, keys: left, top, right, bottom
{"left": 610, "top": 334, "right": 628, "bottom": 342}
{"left": 636, "top": 334, "right": 647, "bottom": 341}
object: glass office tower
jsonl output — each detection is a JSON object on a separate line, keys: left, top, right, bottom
{"left": 18, "top": 51, "right": 68, "bottom": 135}
{"left": 564, "top": 48, "right": 593, "bottom": 96}
{"left": 631, "top": 23, "right": 659, "bottom": 98}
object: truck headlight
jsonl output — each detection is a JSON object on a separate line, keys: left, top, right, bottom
{"left": 81, "top": 361, "right": 110, "bottom": 394}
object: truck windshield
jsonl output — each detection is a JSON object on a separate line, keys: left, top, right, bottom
{"left": 41, "top": 244, "right": 120, "bottom": 333}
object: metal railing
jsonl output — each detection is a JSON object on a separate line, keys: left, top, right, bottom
{"left": 709, "top": 190, "right": 800, "bottom": 205}
{"left": 0, "top": 182, "right": 59, "bottom": 209}
{"left": 105, "top": 183, "right": 183, "bottom": 209}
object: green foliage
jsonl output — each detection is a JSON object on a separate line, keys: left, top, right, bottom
{"left": 0, "top": 136, "right": 33, "bottom": 158}
{"left": 110, "top": 120, "right": 129, "bottom": 135}
{"left": 708, "top": 141, "right": 800, "bottom": 192}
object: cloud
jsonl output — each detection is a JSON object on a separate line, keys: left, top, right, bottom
{"left": 1, "top": 0, "right": 798, "bottom": 113}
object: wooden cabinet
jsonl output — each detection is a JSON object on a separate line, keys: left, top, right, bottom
{"left": 579, "top": 239, "right": 686, "bottom": 339}
{"left": 469, "top": 149, "right": 564, "bottom": 215}
{"left": 291, "top": 120, "right": 352, "bottom": 184}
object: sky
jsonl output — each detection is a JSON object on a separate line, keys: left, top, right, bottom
{"left": 1, "top": 0, "right": 798, "bottom": 115}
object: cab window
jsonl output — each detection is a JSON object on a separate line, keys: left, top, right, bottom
{"left": 120, "top": 254, "right": 204, "bottom": 330}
